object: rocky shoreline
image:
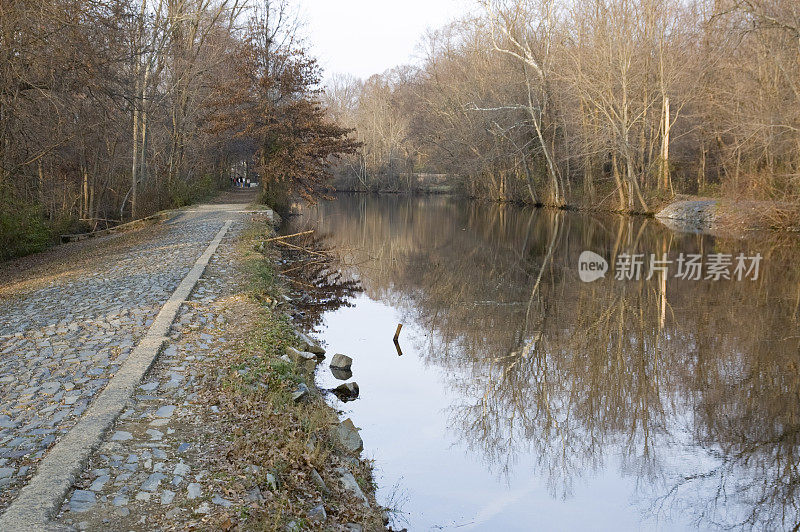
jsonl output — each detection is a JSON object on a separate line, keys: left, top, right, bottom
{"left": 655, "top": 195, "right": 800, "bottom": 236}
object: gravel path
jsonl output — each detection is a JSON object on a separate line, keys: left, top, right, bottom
{"left": 0, "top": 195, "right": 258, "bottom": 513}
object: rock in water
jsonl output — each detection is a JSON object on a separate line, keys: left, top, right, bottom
{"left": 330, "top": 353, "right": 353, "bottom": 371}
{"left": 335, "top": 418, "right": 363, "bottom": 454}
{"left": 331, "top": 382, "right": 359, "bottom": 402}
{"left": 330, "top": 367, "right": 353, "bottom": 380}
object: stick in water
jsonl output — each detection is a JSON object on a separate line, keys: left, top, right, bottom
{"left": 393, "top": 323, "right": 403, "bottom": 356}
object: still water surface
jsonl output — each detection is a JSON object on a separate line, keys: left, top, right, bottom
{"left": 282, "top": 194, "right": 800, "bottom": 531}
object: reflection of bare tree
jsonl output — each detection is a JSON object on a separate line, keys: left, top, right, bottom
{"left": 284, "top": 194, "right": 800, "bottom": 530}
{"left": 661, "top": 324, "right": 800, "bottom": 530}
{"left": 276, "top": 232, "right": 363, "bottom": 331}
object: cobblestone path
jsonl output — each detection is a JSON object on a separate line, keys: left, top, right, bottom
{"left": 54, "top": 214, "right": 256, "bottom": 530}
{"left": 0, "top": 197, "right": 255, "bottom": 512}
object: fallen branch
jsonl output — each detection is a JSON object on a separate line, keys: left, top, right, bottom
{"left": 263, "top": 230, "right": 314, "bottom": 243}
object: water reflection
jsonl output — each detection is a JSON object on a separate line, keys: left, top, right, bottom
{"left": 275, "top": 230, "right": 363, "bottom": 330}
{"left": 284, "top": 194, "right": 800, "bottom": 530}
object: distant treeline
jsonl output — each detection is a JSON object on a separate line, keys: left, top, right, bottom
{"left": 324, "top": 0, "right": 800, "bottom": 212}
{"left": 0, "top": 0, "right": 355, "bottom": 260}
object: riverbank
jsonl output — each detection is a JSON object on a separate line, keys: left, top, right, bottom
{"left": 522, "top": 193, "right": 799, "bottom": 234}
{"left": 217, "top": 218, "right": 389, "bottom": 530}
{"left": 322, "top": 188, "right": 800, "bottom": 235}
{"left": 655, "top": 195, "right": 800, "bottom": 236}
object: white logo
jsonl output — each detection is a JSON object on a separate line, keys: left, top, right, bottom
{"left": 578, "top": 251, "right": 608, "bottom": 282}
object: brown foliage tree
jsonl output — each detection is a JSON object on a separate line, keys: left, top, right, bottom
{"left": 208, "top": 11, "right": 358, "bottom": 203}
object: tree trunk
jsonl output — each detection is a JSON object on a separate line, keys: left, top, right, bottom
{"left": 523, "top": 64, "right": 561, "bottom": 205}
{"left": 660, "top": 96, "right": 671, "bottom": 191}
{"left": 130, "top": 72, "right": 140, "bottom": 220}
{"left": 612, "top": 152, "right": 626, "bottom": 211}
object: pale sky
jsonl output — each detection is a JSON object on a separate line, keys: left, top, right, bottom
{"left": 298, "top": 0, "right": 476, "bottom": 82}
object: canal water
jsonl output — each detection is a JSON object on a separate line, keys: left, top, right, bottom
{"left": 281, "top": 194, "right": 800, "bottom": 531}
